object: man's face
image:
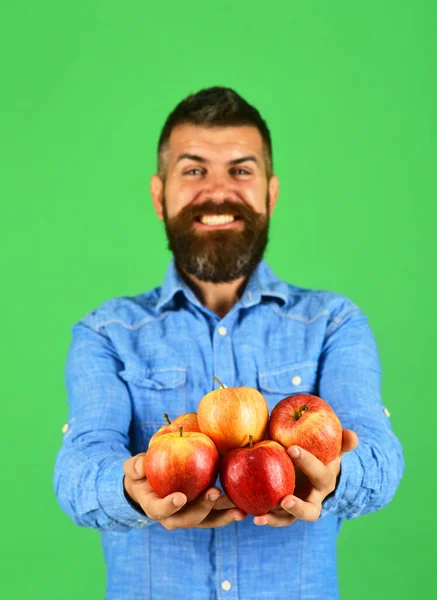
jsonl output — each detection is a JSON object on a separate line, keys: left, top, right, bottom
{"left": 150, "top": 124, "right": 279, "bottom": 283}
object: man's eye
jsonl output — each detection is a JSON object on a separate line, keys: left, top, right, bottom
{"left": 184, "top": 168, "right": 250, "bottom": 176}
{"left": 184, "top": 168, "right": 203, "bottom": 176}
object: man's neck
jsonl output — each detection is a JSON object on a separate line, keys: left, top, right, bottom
{"left": 179, "top": 267, "right": 248, "bottom": 319}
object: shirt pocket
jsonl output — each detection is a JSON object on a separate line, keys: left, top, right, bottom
{"left": 258, "top": 361, "right": 319, "bottom": 413}
{"left": 119, "top": 362, "right": 188, "bottom": 448}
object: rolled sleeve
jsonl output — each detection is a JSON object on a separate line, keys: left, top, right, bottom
{"left": 97, "top": 457, "right": 151, "bottom": 527}
{"left": 319, "top": 301, "right": 405, "bottom": 520}
{"left": 321, "top": 451, "right": 363, "bottom": 517}
{"left": 53, "top": 317, "right": 156, "bottom": 531}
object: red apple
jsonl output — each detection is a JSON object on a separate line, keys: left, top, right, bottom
{"left": 220, "top": 437, "right": 295, "bottom": 516}
{"left": 148, "top": 412, "right": 200, "bottom": 447}
{"left": 144, "top": 427, "right": 220, "bottom": 502}
{"left": 198, "top": 377, "right": 269, "bottom": 454}
{"left": 268, "top": 394, "right": 342, "bottom": 465}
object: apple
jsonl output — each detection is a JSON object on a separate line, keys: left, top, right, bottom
{"left": 148, "top": 412, "right": 200, "bottom": 447}
{"left": 268, "top": 394, "right": 342, "bottom": 465}
{"left": 220, "top": 437, "right": 295, "bottom": 516}
{"left": 144, "top": 427, "right": 220, "bottom": 502}
{"left": 198, "top": 377, "right": 269, "bottom": 454}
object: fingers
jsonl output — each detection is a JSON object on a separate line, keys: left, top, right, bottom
{"left": 213, "top": 495, "right": 236, "bottom": 510}
{"left": 252, "top": 492, "right": 323, "bottom": 527}
{"left": 280, "top": 494, "right": 322, "bottom": 522}
{"left": 124, "top": 452, "right": 240, "bottom": 530}
{"left": 124, "top": 454, "right": 189, "bottom": 520}
{"left": 253, "top": 494, "right": 322, "bottom": 527}
{"left": 254, "top": 510, "right": 297, "bottom": 527}
{"left": 124, "top": 453, "right": 147, "bottom": 481}
{"left": 160, "top": 487, "right": 223, "bottom": 529}
{"left": 198, "top": 508, "right": 247, "bottom": 529}
{"left": 339, "top": 429, "right": 359, "bottom": 458}
{"left": 287, "top": 446, "right": 331, "bottom": 490}
{"left": 134, "top": 482, "right": 188, "bottom": 521}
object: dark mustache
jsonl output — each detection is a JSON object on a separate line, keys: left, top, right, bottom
{"left": 180, "top": 200, "right": 257, "bottom": 220}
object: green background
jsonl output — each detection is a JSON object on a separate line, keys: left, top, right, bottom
{"left": 1, "top": 1, "right": 435, "bottom": 598}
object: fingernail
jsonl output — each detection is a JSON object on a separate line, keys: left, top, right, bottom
{"left": 208, "top": 493, "right": 221, "bottom": 502}
{"left": 289, "top": 446, "right": 300, "bottom": 458}
{"left": 172, "top": 496, "right": 185, "bottom": 507}
{"left": 283, "top": 499, "right": 295, "bottom": 509}
{"left": 135, "top": 457, "right": 143, "bottom": 475}
{"left": 234, "top": 514, "right": 245, "bottom": 522}
{"left": 254, "top": 517, "right": 267, "bottom": 526}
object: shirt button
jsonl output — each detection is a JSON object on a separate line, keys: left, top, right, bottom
{"left": 221, "top": 580, "right": 232, "bottom": 591}
{"left": 62, "top": 424, "right": 69, "bottom": 433}
{"left": 292, "top": 375, "right": 302, "bottom": 385}
{"left": 218, "top": 326, "right": 227, "bottom": 336}
{"left": 383, "top": 407, "right": 391, "bottom": 418}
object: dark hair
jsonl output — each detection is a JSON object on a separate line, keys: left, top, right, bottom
{"left": 157, "top": 86, "right": 273, "bottom": 179}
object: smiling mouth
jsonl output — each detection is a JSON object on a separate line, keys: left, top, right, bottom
{"left": 194, "top": 214, "right": 243, "bottom": 226}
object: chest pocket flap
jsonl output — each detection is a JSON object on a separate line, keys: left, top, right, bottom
{"left": 119, "top": 364, "right": 187, "bottom": 390}
{"left": 258, "top": 362, "right": 318, "bottom": 396}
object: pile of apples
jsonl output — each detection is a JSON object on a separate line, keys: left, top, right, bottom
{"left": 144, "top": 377, "right": 342, "bottom": 516}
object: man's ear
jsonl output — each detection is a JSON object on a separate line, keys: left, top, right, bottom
{"left": 268, "top": 174, "right": 279, "bottom": 217}
{"left": 150, "top": 174, "right": 164, "bottom": 220}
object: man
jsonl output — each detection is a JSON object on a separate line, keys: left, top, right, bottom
{"left": 54, "top": 86, "right": 404, "bottom": 600}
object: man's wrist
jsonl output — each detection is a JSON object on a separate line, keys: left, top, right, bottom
{"left": 123, "top": 476, "right": 147, "bottom": 516}
{"left": 324, "top": 464, "right": 341, "bottom": 503}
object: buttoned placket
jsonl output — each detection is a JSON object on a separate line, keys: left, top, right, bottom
{"left": 210, "top": 309, "right": 241, "bottom": 599}
{"left": 215, "top": 523, "right": 240, "bottom": 599}
{"left": 212, "top": 317, "right": 236, "bottom": 389}
{"left": 189, "top": 298, "right": 259, "bottom": 599}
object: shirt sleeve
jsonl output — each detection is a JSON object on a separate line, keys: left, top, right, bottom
{"left": 53, "top": 316, "right": 157, "bottom": 532}
{"left": 319, "top": 300, "right": 405, "bottom": 519}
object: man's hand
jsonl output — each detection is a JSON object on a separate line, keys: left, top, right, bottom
{"left": 123, "top": 454, "right": 247, "bottom": 530}
{"left": 253, "top": 429, "right": 359, "bottom": 527}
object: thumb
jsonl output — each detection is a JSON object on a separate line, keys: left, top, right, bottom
{"left": 124, "top": 453, "right": 147, "bottom": 481}
{"left": 339, "top": 429, "right": 359, "bottom": 458}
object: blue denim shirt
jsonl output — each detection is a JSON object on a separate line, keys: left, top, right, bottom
{"left": 53, "top": 259, "right": 404, "bottom": 600}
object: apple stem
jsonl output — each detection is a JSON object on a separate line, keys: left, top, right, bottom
{"left": 213, "top": 376, "right": 228, "bottom": 389}
{"left": 299, "top": 405, "right": 310, "bottom": 419}
{"left": 179, "top": 426, "right": 183, "bottom": 437}
{"left": 249, "top": 435, "right": 253, "bottom": 448}
{"left": 164, "top": 413, "right": 171, "bottom": 424}
{"left": 293, "top": 405, "right": 310, "bottom": 421}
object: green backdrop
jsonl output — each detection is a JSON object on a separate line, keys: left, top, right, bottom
{"left": 2, "top": 1, "right": 435, "bottom": 598}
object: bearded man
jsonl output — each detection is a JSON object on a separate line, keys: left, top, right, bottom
{"left": 54, "top": 86, "right": 404, "bottom": 600}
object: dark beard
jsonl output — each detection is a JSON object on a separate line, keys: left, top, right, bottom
{"left": 163, "top": 196, "right": 270, "bottom": 283}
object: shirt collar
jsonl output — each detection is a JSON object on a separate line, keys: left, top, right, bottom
{"left": 156, "top": 258, "right": 288, "bottom": 313}
{"left": 156, "top": 258, "right": 209, "bottom": 313}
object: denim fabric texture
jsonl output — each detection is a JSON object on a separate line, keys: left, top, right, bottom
{"left": 53, "top": 259, "right": 404, "bottom": 600}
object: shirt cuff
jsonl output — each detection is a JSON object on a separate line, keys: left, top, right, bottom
{"left": 97, "top": 457, "right": 156, "bottom": 528}
{"left": 321, "top": 450, "right": 363, "bottom": 518}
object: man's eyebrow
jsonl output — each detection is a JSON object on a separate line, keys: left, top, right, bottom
{"left": 175, "top": 153, "right": 260, "bottom": 167}
{"left": 176, "top": 153, "right": 207, "bottom": 164}
{"left": 229, "top": 155, "right": 260, "bottom": 167}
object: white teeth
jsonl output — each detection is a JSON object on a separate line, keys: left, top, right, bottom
{"left": 199, "top": 214, "right": 236, "bottom": 226}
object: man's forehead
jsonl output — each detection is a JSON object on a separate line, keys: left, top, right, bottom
{"left": 168, "top": 124, "right": 264, "bottom": 161}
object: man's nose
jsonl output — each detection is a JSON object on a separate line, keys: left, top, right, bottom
{"left": 202, "top": 174, "right": 233, "bottom": 203}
